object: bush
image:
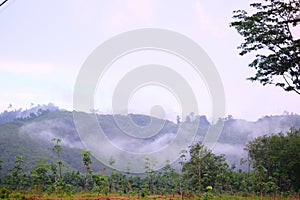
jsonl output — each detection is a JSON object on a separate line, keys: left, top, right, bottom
{"left": 0, "top": 187, "right": 10, "bottom": 199}
{"left": 9, "top": 193, "right": 25, "bottom": 200}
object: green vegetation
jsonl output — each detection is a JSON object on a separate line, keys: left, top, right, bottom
{"left": 0, "top": 0, "right": 299, "bottom": 199}
{"left": 246, "top": 128, "right": 300, "bottom": 192}
{"left": 0, "top": 129, "right": 299, "bottom": 199}
{"left": 230, "top": 0, "right": 300, "bottom": 94}
{"left": 1, "top": 109, "right": 299, "bottom": 174}
{"left": 0, "top": 106, "right": 300, "bottom": 199}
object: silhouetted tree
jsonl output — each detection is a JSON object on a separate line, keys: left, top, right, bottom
{"left": 231, "top": 0, "right": 300, "bottom": 94}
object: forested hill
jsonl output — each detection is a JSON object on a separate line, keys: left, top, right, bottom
{"left": 0, "top": 106, "right": 300, "bottom": 173}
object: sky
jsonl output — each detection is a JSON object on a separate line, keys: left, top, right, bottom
{"left": 0, "top": 0, "right": 299, "bottom": 122}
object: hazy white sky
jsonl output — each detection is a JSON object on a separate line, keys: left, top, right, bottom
{"left": 0, "top": 0, "right": 299, "bottom": 121}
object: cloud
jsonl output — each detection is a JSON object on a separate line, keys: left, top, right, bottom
{"left": 194, "top": 2, "right": 227, "bottom": 39}
{"left": 139, "top": 133, "right": 175, "bottom": 153}
{"left": 20, "top": 118, "right": 84, "bottom": 149}
{"left": 212, "top": 143, "right": 245, "bottom": 157}
{"left": 0, "top": 60, "right": 54, "bottom": 75}
{"left": 107, "top": 132, "right": 175, "bottom": 154}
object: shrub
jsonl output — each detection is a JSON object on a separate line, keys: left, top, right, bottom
{"left": 0, "top": 187, "right": 10, "bottom": 199}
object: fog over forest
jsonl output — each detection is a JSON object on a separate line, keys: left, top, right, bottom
{"left": 1, "top": 104, "right": 299, "bottom": 173}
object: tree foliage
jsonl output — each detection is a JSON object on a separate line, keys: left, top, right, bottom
{"left": 6, "top": 156, "right": 27, "bottom": 191}
{"left": 51, "top": 138, "right": 63, "bottom": 179}
{"left": 182, "top": 142, "right": 232, "bottom": 194}
{"left": 0, "top": 133, "right": 300, "bottom": 197}
{"left": 230, "top": 0, "right": 300, "bottom": 94}
{"left": 81, "top": 150, "right": 92, "bottom": 191}
{"left": 246, "top": 128, "right": 300, "bottom": 192}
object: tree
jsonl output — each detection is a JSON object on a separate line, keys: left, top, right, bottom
{"left": 161, "top": 160, "right": 179, "bottom": 195}
{"left": 7, "top": 155, "right": 26, "bottom": 191}
{"left": 245, "top": 128, "right": 300, "bottom": 192}
{"left": 230, "top": 0, "right": 300, "bottom": 94}
{"left": 81, "top": 150, "right": 92, "bottom": 191}
{"left": 63, "top": 171, "right": 82, "bottom": 194}
{"left": 179, "top": 150, "right": 188, "bottom": 198}
{"left": 51, "top": 138, "right": 63, "bottom": 179}
{"left": 48, "top": 161, "right": 58, "bottom": 192}
{"left": 176, "top": 115, "right": 181, "bottom": 124}
{"left": 182, "top": 142, "right": 233, "bottom": 196}
{"left": 184, "top": 143, "right": 206, "bottom": 195}
{"left": 92, "top": 174, "right": 109, "bottom": 195}
{"left": 108, "top": 157, "right": 116, "bottom": 193}
{"left": 144, "top": 157, "right": 157, "bottom": 195}
{"left": 51, "top": 138, "right": 66, "bottom": 195}
{"left": 31, "top": 158, "right": 50, "bottom": 194}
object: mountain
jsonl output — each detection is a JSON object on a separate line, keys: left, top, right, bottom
{"left": 0, "top": 103, "right": 59, "bottom": 125}
{"left": 0, "top": 105, "right": 300, "bottom": 174}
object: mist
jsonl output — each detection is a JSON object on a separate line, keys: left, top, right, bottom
{"left": 1, "top": 105, "right": 298, "bottom": 172}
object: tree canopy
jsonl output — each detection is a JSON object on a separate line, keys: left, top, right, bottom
{"left": 230, "top": 0, "right": 300, "bottom": 94}
{"left": 245, "top": 128, "right": 300, "bottom": 192}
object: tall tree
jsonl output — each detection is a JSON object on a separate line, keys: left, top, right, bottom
{"left": 51, "top": 138, "right": 63, "bottom": 179}
{"left": 81, "top": 150, "right": 92, "bottom": 191}
{"left": 144, "top": 157, "right": 157, "bottom": 194}
{"left": 108, "top": 157, "right": 116, "bottom": 193}
{"left": 230, "top": 0, "right": 300, "bottom": 94}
